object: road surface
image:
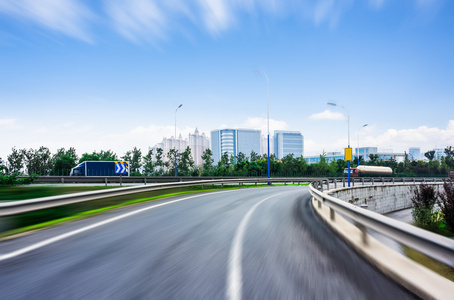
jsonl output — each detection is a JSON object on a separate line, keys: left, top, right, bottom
{"left": 0, "top": 186, "right": 416, "bottom": 299}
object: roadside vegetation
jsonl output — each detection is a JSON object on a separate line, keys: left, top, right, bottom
{"left": 408, "top": 180, "right": 454, "bottom": 280}
{"left": 0, "top": 183, "right": 300, "bottom": 239}
{"left": 1, "top": 145, "right": 454, "bottom": 178}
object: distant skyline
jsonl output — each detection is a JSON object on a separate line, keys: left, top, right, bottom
{"left": 1, "top": 0, "right": 453, "bottom": 160}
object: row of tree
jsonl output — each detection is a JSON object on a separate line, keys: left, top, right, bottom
{"left": 1, "top": 146, "right": 453, "bottom": 177}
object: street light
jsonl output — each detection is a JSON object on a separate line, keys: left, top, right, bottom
{"left": 327, "top": 102, "right": 351, "bottom": 187}
{"left": 255, "top": 70, "right": 270, "bottom": 183}
{"left": 357, "top": 124, "right": 368, "bottom": 166}
{"left": 175, "top": 104, "right": 183, "bottom": 177}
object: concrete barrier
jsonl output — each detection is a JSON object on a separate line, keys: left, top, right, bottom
{"left": 328, "top": 183, "right": 444, "bottom": 214}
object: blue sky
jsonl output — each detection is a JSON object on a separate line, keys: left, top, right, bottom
{"left": 0, "top": 0, "right": 453, "bottom": 160}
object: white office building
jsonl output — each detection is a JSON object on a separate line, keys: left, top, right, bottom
{"left": 274, "top": 130, "right": 304, "bottom": 159}
{"left": 211, "top": 129, "right": 261, "bottom": 164}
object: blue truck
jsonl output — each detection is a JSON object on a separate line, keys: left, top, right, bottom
{"left": 70, "top": 161, "right": 129, "bottom": 176}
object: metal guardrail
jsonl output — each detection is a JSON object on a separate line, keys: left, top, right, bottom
{"left": 0, "top": 178, "right": 311, "bottom": 217}
{"left": 309, "top": 181, "right": 454, "bottom": 269}
{"left": 31, "top": 175, "right": 449, "bottom": 185}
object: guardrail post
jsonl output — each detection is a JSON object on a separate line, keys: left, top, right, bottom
{"left": 358, "top": 224, "right": 369, "bottom": 245}
{"left": 392, "top": 177, "right": 395, "bottom": 184}
{"left": 222, "top": 183, "right": 224, "bottom": 188}
{"left": 61, "top": 177, "right": 64, "bottom": 184}
{"left": 202, "top": 185, "right": 205, "bottom": 190}
{"left": 144, "top": 178, "right": 147, "bottom": 185}
{"left": 361, "top": 178, "right": 364, "bottom": 186}
{"left": 105, "top": 178, "right": 107, "bottom": 186}
{"left": 330, "top": 208, "right": 335, "bottom": 220}
{"left": 319, "top": 181, "right": 323, "bottom": 192}
{"left": 423, "top": 178, "right": 426, "bottom": 183}
{"left": 255, "top": 182, "right": 257, "bottom": 186}
{"left": 334, "top": 179, "right": 337, "bottom": 189}
{"left": 371, "top": 178, "right": 374, "bottom": 185}
{"left": 382, "top": 178, "right": 384, "bottom": 185}
{"left": 326, "top": 180, "right": 329, "bottom": 190}
{"left": 352, "top": 178, "right": 355, "bottom": 187}
{"left": 413, "top": 178, "right": 416, "bottom": 184}
{"left": 402, "top": 178, "right": 405, "bottom": 183}
{"left": 342, "top": 178, "right": 345, "bottom": 187}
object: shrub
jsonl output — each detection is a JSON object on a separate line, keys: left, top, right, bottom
{"left": 411, "top": 183, "right": 441, "bottom": 229}
{"left": 438, "top": 179, "right": 454, "bottom": 232}
{"left": 0, "top": 165, "right": 38, "bottom": 186}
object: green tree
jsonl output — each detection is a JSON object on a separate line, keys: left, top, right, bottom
{"left": 368, "top": 154, "right": 379, "bottom": 165}
{"left": 329, "top": 160, "right": 339, "bottom": 175}
{"left": 177, "top": 147, "right": 195, "bottom": 176}
{"left": 237, "top": 152, "right": 247, "bottom": 163}
{"left": 52, "top": 155, "right": 76, "bottom": 176}
{"left": 201, "top": 149, "right": 214, "bottom": 176}
{"left": 7, "top": 147, "right": 24, "bottom": 174}
{"left": 166, "top": 149, "right": 177, "bottom": 175}
{"left": 444, "top": 146, "right": 454, "bottom": 170}
{"left": 314, "top": 153, "right": 329, "bottom": 175}
{"left": 142, "top": 149, "right": 154, "bottom": 176}
{"left": 250, "top": 150, "right": 260, "bottom": 162}
{"left": 282, "top": 153, "right": 297, "bottom": 174}
{"left": 22, "top": 146, "right": 52, "bottom": 175}
{"left": 155, "top": 148, "right": 165, "bottom": 175}
{"left": 296, "top": 156, "right": 308, "bottom": 174}
{"left": 425, "top": 150, "right": 435, "bottom": 161}
{"left": 79, "top": 150, "right": 118, "bottom": 163}
{"left": 122, "top": 147, "right": 142, "bottom": 175}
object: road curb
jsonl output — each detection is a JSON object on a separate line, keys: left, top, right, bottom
{"left": 311, "top": 197, "right": 454, "bottom": 299}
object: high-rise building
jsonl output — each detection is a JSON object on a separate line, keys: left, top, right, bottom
{"left": 355, "top": 147, "right": 378, "bottom": 162}
{"left": 273, "top": 130, "right": 304, "bottom": 159}
{"left": 188, "top": 128, "right": 210, "bottom": 166}
{"left": 408, "top": 147, "right": 421, "bottom": 161}
{"left": 211, "top": 129, "right": 261, "bottom": 164}
{"left": 433, "top": 148, "right": 446, "bottom": 160}
{"left": 150, "top": 129, "right": 210, "bottom": 167}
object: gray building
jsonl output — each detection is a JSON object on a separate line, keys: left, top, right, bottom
{"left": 211, "top": 129, "right": 261, "bottom": 164}
{"left": 408, "top": 147, "right": 421, "bottom": 161}
{"left": 273, "top": 130, "right": 304, "bottom": 159}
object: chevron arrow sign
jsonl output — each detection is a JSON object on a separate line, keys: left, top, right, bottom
{"left": 115, "top": 162, "right": 129, "bottom": 174}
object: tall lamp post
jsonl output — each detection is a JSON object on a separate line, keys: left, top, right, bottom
{"left": 357, "top": 124, "right": 368, "bottom": 166}
{"left": 175, "top": 104, "right": 183, "bottom": 177}
{"left": 327, "top": 102, "right": 351, "bottom": 187}
{"left": 255, "top": 71, "right": 270, "bottom": 183}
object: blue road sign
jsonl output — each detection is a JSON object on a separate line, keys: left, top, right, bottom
{"left": 115, "top": 162, "right": 128, "bottom": 174}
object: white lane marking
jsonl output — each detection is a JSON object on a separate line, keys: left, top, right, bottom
{"left": 227, "top": 193, "right": 284, "bottom": 300}
{"left": 0, "top": 190, "right": 238, "bottom": 262}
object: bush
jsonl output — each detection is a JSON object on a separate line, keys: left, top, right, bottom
{"left": 438, "top": 179, "right": 454, "bottom": 232}
{"left": 0, "top": 165, "right": 38, "bottom": 186}
{"left": 411, "top": 183, "right": 442, "bottom": 229}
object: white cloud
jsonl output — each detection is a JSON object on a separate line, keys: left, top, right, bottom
{"left": 309, "top": 110, "right": 345, "bottom": 121}
{"left": 303, "top": 121, "right": 454, "bottom": 157}
{"left": 367, "top": 121, "right": 454, "bottom": 153}
{"left": 103, "top": 0, "right": 169, "bottom": 43}
{"left": 0, "top": 118, "right": 19, "bottom": 129}
{"left": 0, "top": 0, "right": 93, "bottom": 42}
{"left": 236, "top": 117, "right": 288, "bottom": 134}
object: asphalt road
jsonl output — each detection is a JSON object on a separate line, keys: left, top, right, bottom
{"left": 0, "top": 186, "right": 417, "bottom": 299}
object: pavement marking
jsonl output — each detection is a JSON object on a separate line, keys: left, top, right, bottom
{"left": 227, "top": 192, "right": 286, "bottom": 300}
{"left": 0, "top": 189, "right": 239, "bottom": 262}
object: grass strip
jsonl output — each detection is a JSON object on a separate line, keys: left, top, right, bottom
{"left": 1, "top": 183, "right": 297, "bottom": 239}
{"left": 403, "top": 246, "right": 454, "bottom": 282}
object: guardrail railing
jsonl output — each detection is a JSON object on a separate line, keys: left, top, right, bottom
{"left": 30, "top": 176, "right": 449, "bottom": 185}
{"left": 0, "top": 178, "right": 310, "bottom": 217}
{"left": 309, "top": 181, "right": 454, "bottom": 268}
